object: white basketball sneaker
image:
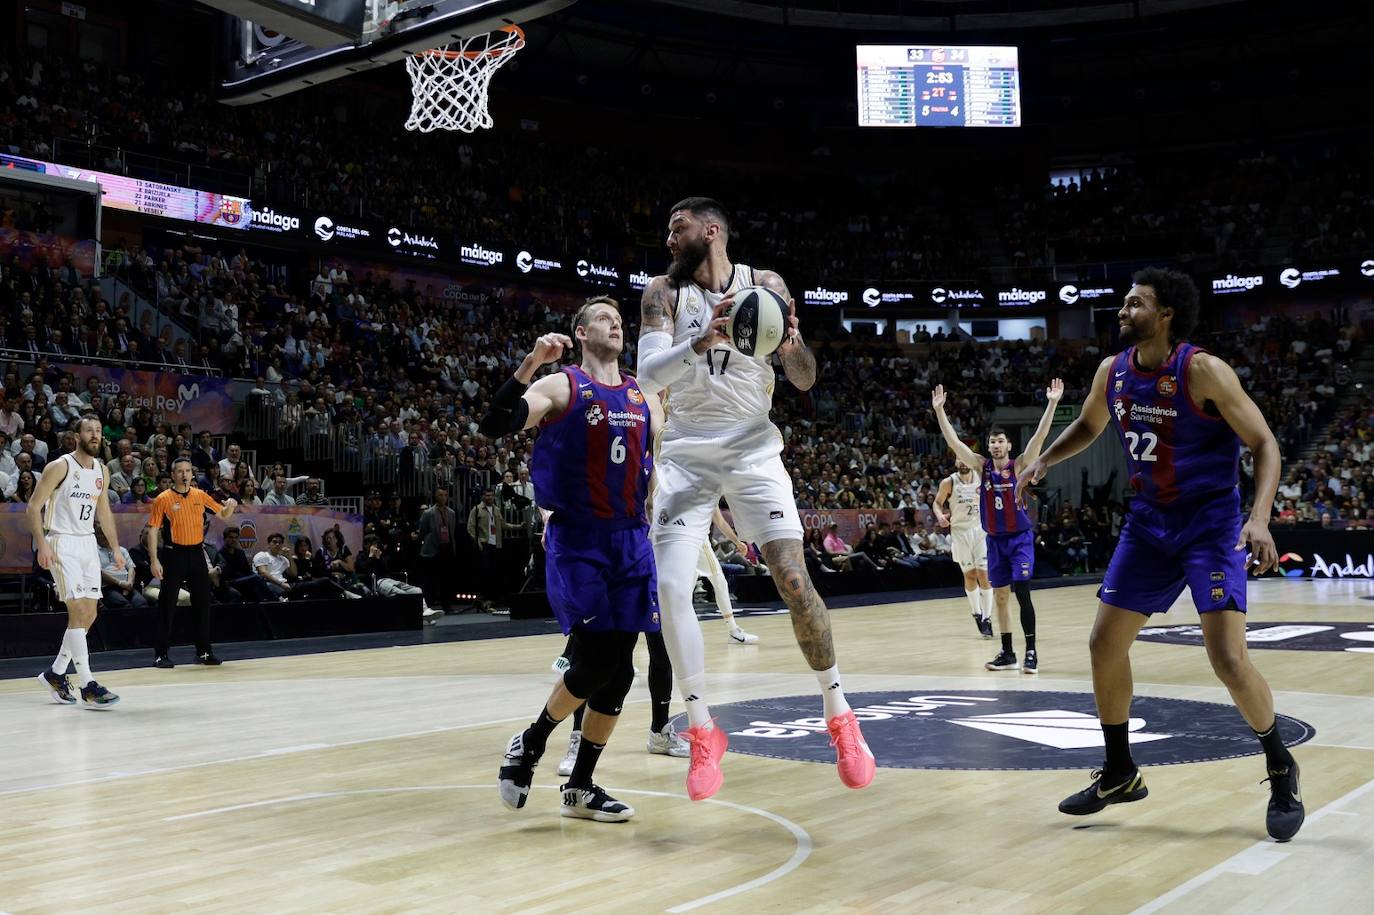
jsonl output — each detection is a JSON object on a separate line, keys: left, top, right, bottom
{"left": 556, "top": 729, "right": 582, "bottom": 777}
{"left": 727, "top": 626, "right": 759, "bottom": 645}
{"left": 646, "top": 723, "right": 690, "bottom": 757}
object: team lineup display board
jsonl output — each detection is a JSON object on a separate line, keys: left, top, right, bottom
{"left": 857, "top": 45, "right": 1021, "bottom": 128}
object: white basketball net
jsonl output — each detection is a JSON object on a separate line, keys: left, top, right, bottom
{"left": 404, "top": 25, "right": 525, "bottom": 133}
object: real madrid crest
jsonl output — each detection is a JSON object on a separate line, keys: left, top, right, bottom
{"left": 686, "top": 296, "right": 701, "bottom": 316}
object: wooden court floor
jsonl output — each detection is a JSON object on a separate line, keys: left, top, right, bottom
{"left": 2, "top": 579, "right": 1372, "bottom": 914}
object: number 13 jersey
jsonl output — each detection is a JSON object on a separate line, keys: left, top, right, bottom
{"left": 1107, "top": 342, "right": 1239, "bottom": 506}
{"left": 668, "top": 263, "right": 776, "bottom": 432}
{"left": 44, "top": 453, "right": 103, "bottom": 536}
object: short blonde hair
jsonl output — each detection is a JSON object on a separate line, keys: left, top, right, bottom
{"left": 571, "top": 295, "right": 620, "bottom": 340}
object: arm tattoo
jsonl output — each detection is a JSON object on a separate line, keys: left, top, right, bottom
{"left": 761, "top": 539, "right": 836, "bottom": 670}
{"left": 780, "top": 343, "right": 817, "bottom": 390}
{"left": 639, "top": 278, "right": 674, "bottom": 335}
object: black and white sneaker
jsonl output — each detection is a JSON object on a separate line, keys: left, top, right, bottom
{"left": 498, "top": 731, "right": 538, "bottom": 810}
{"left": 79, "top": 682, "right": 120, "bottom": 709}
{"left": 198, "top": 652, "right": 223, "bottom": 666}
{"left": 985, "top": 649, "right": 1019, "bottom": 671}
{"left": 979, "top": 617, "right": 994, "bottom": 639}
{"left": 1263, "top": 760, "right": 1305, "bottom": 842}
{"left": 37, "top": 669, "right": 77, "bottom": 705}
{"left": 153, "top": 655, "right": 175, "bottom": 669}
{"left": 1059, "top": 767, "right": 1148, "bottom": 815}
{"left": 559, "top": 783, "right": 635, "bottom": 822}
{"left": 1022, "top": 650, "right": 1039, "bottom": 675}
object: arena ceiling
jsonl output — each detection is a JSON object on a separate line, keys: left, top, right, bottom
{"left": 633, "top": 0, "right": 1250, "bottom": 30}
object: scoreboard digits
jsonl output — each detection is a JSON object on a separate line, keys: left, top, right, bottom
{"left": 858, "top": 45, "right": 1021, "bottom": 128}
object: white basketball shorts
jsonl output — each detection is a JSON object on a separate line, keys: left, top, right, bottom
{"left": 47, "top": 533, "right": 103, "bottom": 602}
{"left": 653, "top": 421, "right": 803, "bottom": 549}
{"left": 950, "top": 525, "right": 988, "bottom": 572}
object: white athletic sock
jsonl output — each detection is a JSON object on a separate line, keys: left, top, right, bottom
{"left": 656, "top": 538, "right": 712, "bottom": 727}
{"left": 965, "top": 588, "right": 981, "bottom": 617}
{"left": 979, "top": 588, "right": 995, "bottom": 620}
{"left": 677, "top": 672, "right": 713, "bottom": 728}
{"left": 68, "top": 628, "right": 92, "bottom": 687}
{"left": 52, "top": 630, "right": 73, "bottom": 676}
{"left": 816, "top": 665, "right": 851, "bottom": 718}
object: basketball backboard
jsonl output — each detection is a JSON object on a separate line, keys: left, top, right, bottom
{"left": 213, "top": 0, "right": 574, "bottom": 105}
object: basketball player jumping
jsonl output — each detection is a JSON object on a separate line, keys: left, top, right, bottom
{"left": 933, "top": 457, "right": 994, "bottom": 639}
{"left": 1018, "top": 267, "right": 1303, "bottom": 841}
{"left": 932, "top": 378, "right": 1063, "bottom": 674}
{"left": 483, "top": 296, "right": 661, "bottom": 822}
{"left": 32, "top": 416, "right": 123, "bottom": 708}
{"left": 637, "top": 197, "right": 874, "bottom": 801}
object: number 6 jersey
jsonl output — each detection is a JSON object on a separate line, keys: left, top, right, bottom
{"left": 531, "top": 365, "right": 654, "bottom": 525}
{"left": 1107, "top": 342, "right": 1240, "bottom": 505}
{"left": 668, "top": 263, "right": 776, "bottom": 433}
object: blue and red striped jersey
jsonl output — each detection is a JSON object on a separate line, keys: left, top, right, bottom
{"left": 981, "top": 457, "right": 1033, "bottom": 534}
{"left": 531, "top": 365, "right": 653, "bottom": 525}
{"left": 1107, "top": 342, "right": 1239, "bottom": 505}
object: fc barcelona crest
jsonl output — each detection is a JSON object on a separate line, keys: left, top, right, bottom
{"left": 1115, "top": 379, "right": 1124, "bottom": 393}
{"left": 1210, "top": 586, "right": 1225, "bottom": 602}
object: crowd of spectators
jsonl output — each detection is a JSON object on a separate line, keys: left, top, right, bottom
{"left": 5, "top": 48, "right": 1374, "bottom": 289}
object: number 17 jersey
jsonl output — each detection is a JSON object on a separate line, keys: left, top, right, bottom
{"left": 667, "top": 263, "right": 775, "bottom": 432}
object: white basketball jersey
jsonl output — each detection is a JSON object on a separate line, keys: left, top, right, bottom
{"left": 947, "top": 471, "right": 983, "bottom": 531}
{"left": 667, "top": 264, "right": 775, "bottom": 432}
{"left": 45, "top": 453, "right": 103, "bottom": 536}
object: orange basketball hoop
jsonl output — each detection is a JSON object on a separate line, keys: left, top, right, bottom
{"left": 404, "top": 24, "right": 525, "bottom": 133}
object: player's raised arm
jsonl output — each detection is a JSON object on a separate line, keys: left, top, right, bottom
{"left": 932, "top": 476, "right": 953, "bottom": 529}
{"left": 26, "top": 459, "right": 69, "bottom": 570}
{"left": 1015, "top": 358, "right": 1114, "bottom": 504}
{"left": 1015, "top": 378, "right": 1065, "bottom": 474}
{"left": 479, "top": 333, "right": 575, "bottom": 436}
{"left": 1188, "top": 351, "right": 1282, "bottom": 574}
{"left": 757, "top": 269, "right": 815, "bottom": 391}
{"left": 931, "top": 385, "right": 982, "bottom": 470}
{"left": 636, "top": 276, "right": 726, "bottom": 394}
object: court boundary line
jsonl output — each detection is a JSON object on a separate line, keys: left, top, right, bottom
{"left": 1130, "top": 773, "right": 1374, "bottom": 914}
{"left": 162, "top": 784, "right": 812, "bottom": 913}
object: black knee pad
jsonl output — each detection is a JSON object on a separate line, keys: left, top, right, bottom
{"left": 586, "top": 632, "right": 638, "bottom": 716}
{"left": 562, "top": 630, "right": 617, "bottom": 698}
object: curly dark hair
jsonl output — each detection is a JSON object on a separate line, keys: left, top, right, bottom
{"left": 1132, "top": 266, "right": 1199, "bottom": 341}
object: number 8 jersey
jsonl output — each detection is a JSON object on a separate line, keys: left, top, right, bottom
{"left": 668, "top": 263, "right": 775, "bottom": 433}
{"left": 1107, "top": 342, "right": 1240, "bottom": 505}
{"left": 531, "top": 365, "right": 654, "bottom": 525}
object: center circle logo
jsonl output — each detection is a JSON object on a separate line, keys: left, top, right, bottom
{"left": 681, "top": 690, "right": 1313, "bottom": 771}
{"left": 516, "top": 251, "right": 534, "bottom": 273}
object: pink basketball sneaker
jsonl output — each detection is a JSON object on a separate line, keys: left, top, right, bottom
{"left": 827, "top": 710, "right": 876, "bottom": 788}
{"left": 683, "top": 723, "right": 729, "bottom": 801}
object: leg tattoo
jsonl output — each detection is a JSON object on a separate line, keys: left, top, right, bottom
{"left": 762, "top": 538, "right": 836, "bottom": 670}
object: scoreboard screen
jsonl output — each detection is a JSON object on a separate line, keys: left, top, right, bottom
{"left": 857, "top": 45, "right": 1021, "bottom": 128}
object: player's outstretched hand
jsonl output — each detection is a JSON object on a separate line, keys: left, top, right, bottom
{"left": 1015, "top": 457, "right": 1048, "bottom": 508}
{"left": 692, "top": 296, "right": 733, "bottom": 354}
{"left": 1237, "top": 517, "right": 1278, "bottom": 575}
{"left": 529, "top": 333, "right": 574, "bottom": 366}
{"left": 1046, "top": 378, "right": 1065, "bottom": 404}
{"left": 931, "top": 384, "right": 947, "bottom": 410}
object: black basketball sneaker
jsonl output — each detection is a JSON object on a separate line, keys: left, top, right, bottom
{"left": 1263, "top": 760, "right": 1305, "bottom": 842}
{"left": 560, "top": 783, "right": 635, "bottom": 822}
{"left": 984, "top": 649, "right": 1019, "bottom": 671}
{"left": 498, "top": 731, "right": 539, "bottom": 810}
{"left": 37, "top": 669, "right": 77, "bottom": 705}
{"left": 1059, "top": 767, "right": 1148, "bottom": 815}
{"left": 79, "top": 682, "right": 120, "bottom": 709}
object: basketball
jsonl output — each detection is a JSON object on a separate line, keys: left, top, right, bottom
{"left": 726, "top": 286, "right": 789, "bottom": 358}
